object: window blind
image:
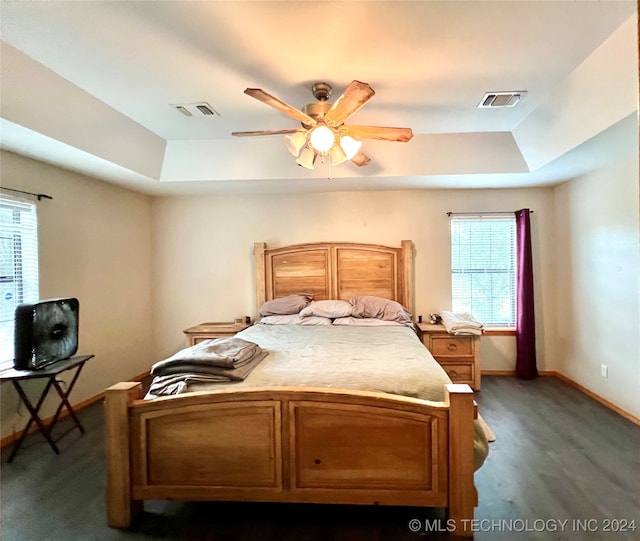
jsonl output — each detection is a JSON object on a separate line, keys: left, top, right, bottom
{"left": 0, "top": 195, "right": 39, "bottom": 364}
{"left": 450, "top": 215, "right": 516, "bottom": 327}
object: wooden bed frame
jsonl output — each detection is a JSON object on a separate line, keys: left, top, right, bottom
{"left": 105, "top": 241, "right": 478, "bottom": 537}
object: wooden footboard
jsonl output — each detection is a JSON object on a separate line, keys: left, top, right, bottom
{"left": 105, "top": 384, "right": 476, "bottom": 536}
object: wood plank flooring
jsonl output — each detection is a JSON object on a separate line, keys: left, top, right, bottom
{"left": 1, "top": 376, "right": 638, "bottom": 540}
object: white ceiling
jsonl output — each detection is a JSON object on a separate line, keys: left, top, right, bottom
{"left": 0, "top": 1, "right": 637, "bottom": 195}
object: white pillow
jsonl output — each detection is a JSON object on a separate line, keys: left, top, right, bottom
{"left": 333, "top": 317, "right": 404, "bottom": 327}
{"left": 300, "top": 299, "right": 353, "bottom": 319}
{"left": 259, "top": 314, "right": 332, "bottom": 325}
{"left": 259, "top": 314, "right": 303, "bottom": 325}
{"left": 299, "top": 316, "right": 333, "bottom": 326}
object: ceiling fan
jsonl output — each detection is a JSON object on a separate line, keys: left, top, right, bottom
{"left": 231, "top": 81, "right": 414, "bottom": 169}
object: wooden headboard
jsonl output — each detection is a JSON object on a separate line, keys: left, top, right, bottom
{"left": 254, "top": 240, "right": 414, "bottom": 317}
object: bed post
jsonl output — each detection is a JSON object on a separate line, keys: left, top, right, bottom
{"left": 446, "top": 383, "right": 476, "bottom": 537}
{"left": 254, "top": 242, "right": 267, "bottom": 317}
{"left": 401, "top": 240, "right": 414, "bottom": 317}
{"left": 105, "top": 382, "right": 142, "bottom": 528}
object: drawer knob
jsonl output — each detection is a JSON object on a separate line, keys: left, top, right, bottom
{"left": 448, "top": 370, "right": 458, "bottom": 377}
{"left": 447, "top": 343, "right": 458, "bottom": 351}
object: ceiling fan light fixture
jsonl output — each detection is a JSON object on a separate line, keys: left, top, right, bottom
{"left": 329, "top": 144, "right": 348, "bottom": 166}
{"left": 309, "top": 125, "right": 335, "bottom": 153}
{"left": 284, "top": 131, "right": 308, "bottom": 157}
{"left": 234, "top": 80, "right": 412, "bottom": 172}
{"left": 340, "top": 135, "right": 362, "bottom": 160}
{"left": 296, "top": 147, "right": 316, "bottom": 169}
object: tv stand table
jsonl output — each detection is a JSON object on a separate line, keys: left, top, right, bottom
{"left": 1, "top": 354, "right": 94, "bottom": 462}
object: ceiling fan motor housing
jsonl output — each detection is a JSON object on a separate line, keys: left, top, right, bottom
{"left": 302, "top": 101, "right": 333, "bottom": 125}
{"left": 301, "top": 83, "right": 335, "bottom": 127}
{"left": 312, "top": 82, "right": 333, "bottom": 101}
{"left": 233, "top": 79, "right": 413, "bottom": 168}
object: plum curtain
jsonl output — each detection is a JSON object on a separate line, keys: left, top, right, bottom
{"left": 515, "top": 209, "right": 538, "bottom": 379}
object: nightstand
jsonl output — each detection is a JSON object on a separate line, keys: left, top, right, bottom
{"left": 183, "top": 322, "right": 251, "bottom": 347}
{"left": 416, "top": 323, "right": 481, "bottom": 390}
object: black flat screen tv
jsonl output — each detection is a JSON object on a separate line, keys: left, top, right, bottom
{"left": 14, "top": 298, "right": 79, "bottom": 370}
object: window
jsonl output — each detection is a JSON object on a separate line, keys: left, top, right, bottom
{"left": 450, "top": 215, "right": 516, "bottom": 327}
{"left": 0, "top": 195, "right": 39, "bottom": 365}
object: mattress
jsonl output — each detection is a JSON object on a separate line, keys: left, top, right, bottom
{"left": 151, "top": 324, "right": 489, "bottom": 469}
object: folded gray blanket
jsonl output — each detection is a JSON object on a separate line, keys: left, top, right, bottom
{"left": 151, "top": 337, "right": 263, "bottom": 374}
{"left": 149, "top": 349, "right": 269, "bottom": 396}
{"left": 149, "top": 373, "right": 230, "bottom": 396}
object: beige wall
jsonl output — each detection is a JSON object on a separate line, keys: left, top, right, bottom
{"left": 0, "top": 151, "right": 154, "bottom": 439}
{"left": 3, "top": 146, "right": 638, "bottom": 440}
{"left": 150, "top": 188, "right": 557, "bottom": 372}
{"left": 554, "top": 153, "right": 640, "bottom": 418}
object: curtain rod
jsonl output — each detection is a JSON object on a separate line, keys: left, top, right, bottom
{"left": 0, "top": 187, "right": 53, "bottom": 201}
{"left": 446, "top": 210, "right": 533, "bottom": 217}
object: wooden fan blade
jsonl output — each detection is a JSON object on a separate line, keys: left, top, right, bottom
{"left": 324, "top": 81, "right": 375, "bottom": 127}
{"left": 232, "top": 129, "right": 302, "bottom": 137}
{"left": 350, "top": 151, "right": 371, "bottom": 167}
{"left": 340, "top": 125, "right": 413, "bottom": 142}
{"left": 244, "top": 88, "right": 316, "bottom": 126}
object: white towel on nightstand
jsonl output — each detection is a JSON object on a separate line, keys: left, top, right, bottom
{"left": 439, "top": 311, "right": 484, "bottom": 335}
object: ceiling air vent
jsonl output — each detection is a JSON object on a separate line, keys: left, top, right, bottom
{"left": 196, "top": 103, "right": 217, "bottom": 115}
{"left": 477, "top": 91, "right": 526, "bottom": 108}
{"left": 173, "top": 105, "right": 193, "bottom": 117}
{"left": 170, "top": 102, "right": 220, "bottom": 117}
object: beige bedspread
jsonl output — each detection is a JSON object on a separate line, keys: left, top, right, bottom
{"left": 148, "top": 324, "right": 489, "bottom": 469}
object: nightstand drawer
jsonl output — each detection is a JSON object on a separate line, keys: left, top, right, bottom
{"left": 439, "top": 362, "right": 473, "bottom": 384}
{"left": 416, "top": 323, "right": 481, "bottom": 390}
{"left": 429, "top": 336, "right": 474, "bottom": 357}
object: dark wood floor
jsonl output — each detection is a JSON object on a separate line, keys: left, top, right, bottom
{"left": 2, "top": 376, "right": 638, "bottom": 540}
